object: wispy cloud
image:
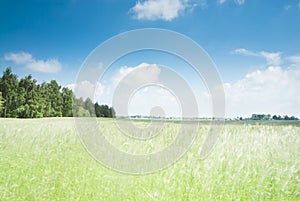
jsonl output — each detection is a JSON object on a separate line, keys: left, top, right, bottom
{"left": 286, "top": 55, "right": 300, "bottom": 64}
{"left": 284, "top": 2, "right": 300, "bottom": 11}
{"left": 217, "top": 0, "right": 226, "bottom": 5}
{"left": 260, "top": 51, "right": 282, "bottom": 66}
{"left": 131, "top": 0, "right": 193, "bottom": 21}
{"left": 217, "top": 0, "right": 245, "bottom": 5}
{"left": 232, "top": 48, "right": 282, "bottom": 66}
{"left": 284, "top": 5, "right": 292, "bottom": 11}
{"left": 234, "top": 0, "right": 245, "bottom": 5}
{"left": 231, "top": 48, "right": 258, "bottom": 56}
{"left": 4, "top": 52, "right": 61, "bottom": 73}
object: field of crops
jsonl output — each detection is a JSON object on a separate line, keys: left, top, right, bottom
{"left": 0, "top": 118, "right": 299, "bottom": 200}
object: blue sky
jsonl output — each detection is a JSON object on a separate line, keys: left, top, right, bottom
{"left": 1, "top": 0, "right": 300, "bottom": 117}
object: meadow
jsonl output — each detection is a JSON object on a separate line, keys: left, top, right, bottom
{"left": 0, "top": 118, "right": 299, "bottom": 200}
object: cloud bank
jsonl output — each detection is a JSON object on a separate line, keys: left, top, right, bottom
{"left": 224, "top": 66, "right": 300, "bottom": 117}
{"left": 67, "top": 58, "right": 300, "bottom": 118}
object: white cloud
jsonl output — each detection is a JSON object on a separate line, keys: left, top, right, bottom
{"left": 232, "top": 48, "right": 282, "bottom": 66}
{"left": 4, "top": 52, "right": 61, "bottom": 73}
{"left": 80, "top": 62, "right": 189, "bottom": 117}
{"left": 128, "top": 85, "right": 181, "bottom": 117}
{"left": 224, "top": 66, "right": 300, "bottom": 117}
{"left": 259, "top": 51, "right": 282, "bottom": 66}
{"left": 286, "top": 55, "right": 300, "bottom": 64}
{"left": 67, "top": 81, "right": 104, "bottom": 102}
{"left": 217, "top": 0, "right": 245, "bottom": 5}
{"left": 131, "top": 0, "right": 191, "bottom": 21}
{"left": 112, "top": 62, "right": 161, "bottom": 87}
{"left": 231, "top": 48, "right": 258, "bottom": 56}
{"left": 111, "top": 63, "right": 164, "bottom": 116}
{"left": 26, "top": 59, "right": 61, "bottom": 73}
{"left": 298, "top": 2, "right": 300, "bottom": 10}
{"left": 67, "top": 63, "right": 163, "bottom": 114}
{"left": 4, "top": 52, "right": 32, "bottom": 64}
{"left": 218, "top": 0, "right": 226, "bottom": 5}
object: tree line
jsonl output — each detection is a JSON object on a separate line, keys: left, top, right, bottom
{"left": 250, "top": 114, "right": 299, "bottom": 121}
{"left": 0, "top": 67, "right": 115, "bottom": 118}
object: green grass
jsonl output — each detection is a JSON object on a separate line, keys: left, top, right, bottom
{"left": 0, "top": 118, "right": 299, "bottom": 200}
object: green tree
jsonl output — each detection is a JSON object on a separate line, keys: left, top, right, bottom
{"left": 15, "top": 75, "right": 44, "bottom": 118}
{"left": 95, "top": 102, "right": 115, "bottom": 118}
{"left": 73, "top": 106, "right": 90, "bottom": 117}
{"left": 0, "top": 91, "right": 4, "bottom": 115}
{"left": 41, "top": 80, "right": 63, "bottom": 117}
{"left": 95, "top": 102, "right": 102, "bottom": 117}
{"left": 109, "top": 106, "right": 116, "bottom": 118}
{"left": 61, "top": 87, "right": 74, "bottom": 117}
{"left": 84, "top": 97, "right": 95, "bottom": 117}
{"left": 0, "top": 67, "right": 116, "bottom": 119}
{"left": 0, "top": 67, "right": 19, "bottom": 117}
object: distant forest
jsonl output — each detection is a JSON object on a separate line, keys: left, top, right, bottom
{"left": 0, "top": 67, "right": 115, "bottom": 118}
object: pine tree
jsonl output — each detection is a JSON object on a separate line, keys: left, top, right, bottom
{"left": 41, "top": 80, "right": 63, "bottom": 117}
{"left": 15, "top": 75, "right": 44, "bottom": 118}
{"left": 0, "top": 67, "right": 19, "bottom": 117}
{"left": 84, "top": 97, "right": 95, "bottom": 117}
{"left": 61, "top": 87, "right": 74, "bottom": 117}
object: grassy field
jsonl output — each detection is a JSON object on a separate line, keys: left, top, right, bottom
{"left": 0, "top": 118, "right": 299, "bottom": 200}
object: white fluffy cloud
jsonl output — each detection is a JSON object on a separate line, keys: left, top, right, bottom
{"left": 131, "top": 0, "right": 191, "bottom": 21}
{"left": 131, "top": 0, "right": 246, "bottom": 21}
{"left": 67, "top": 63, "right": 163, "bottom": 114}
{"left": 224, "top": 66, "right": 300, "bottom": 117}
{"left": 4, "top": 52, "right": 32, "bottom": 64}
{"left": 232, "top": 48, "right": 282, "bottom": 66}
{"left": 68, "top": 63, "right": 185, "bottom": 117}
{"left": 128, "top": 85, "right": 181, "bottom": 117}
{"left": 111, "top": 63, "right": 167, "bottom": 116}
{"left": 26, "top": 59, "right": 61, "bottom": 73}
{"left": 67, "top": 81, "right": 104, "bottom": 102}
{"left": 112, "top": 62, "right": 161, "bottom": 87}
{"left": 4, "top": 52, "right": 61, "bottom": 73}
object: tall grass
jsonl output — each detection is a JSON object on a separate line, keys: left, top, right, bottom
{"left": 0, "top": 118, "right": 299, "bottom": 200}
